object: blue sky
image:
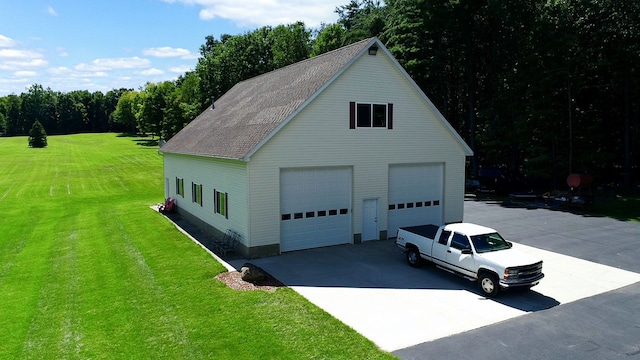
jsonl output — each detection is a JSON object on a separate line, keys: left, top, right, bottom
{"left": 0, "top": 0, "right": 345, "bottom": 96}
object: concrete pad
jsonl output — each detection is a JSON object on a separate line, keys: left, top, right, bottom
{"left": 172, "top": 199, "right": 640, "bottom": 353}
{"left": 514, "top": 243, "right": 640, "bottom": 304}
{"left": 248, "top": 242, "right": 640, "bottom": 352}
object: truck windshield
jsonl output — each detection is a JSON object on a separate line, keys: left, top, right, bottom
{"left": 470, "top": 233, "right": 511, "bottom": 253}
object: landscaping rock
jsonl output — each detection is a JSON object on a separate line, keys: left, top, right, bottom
{"left": 241, "top": 263, "right": 265, "bottom": 282}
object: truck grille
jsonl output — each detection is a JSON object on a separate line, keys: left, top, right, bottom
{"left": 512, "top": 261, "right": 543, "bottom": 281}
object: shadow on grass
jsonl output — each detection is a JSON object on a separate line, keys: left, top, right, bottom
{"left": 466, "top": 191, "right": 640, "bottom": 222}
{"left": 116, "top": 133, "right": 159, "bottom": 147}
{"left": 116, "top": 132, "right": 141, "bottom": 138}
{"left": 134, "top": 139, "right": 159, "bottom": 147}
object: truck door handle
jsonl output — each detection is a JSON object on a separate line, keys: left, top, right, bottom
{"left": 447, "top": 250, "right": 451, "bottom": 253}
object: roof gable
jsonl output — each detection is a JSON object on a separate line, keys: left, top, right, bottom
{"left": 160, "top": 38, "right": 375, "bottom": 159}
{"left": 161, "top": 37, "right": 472, "bottom": 160}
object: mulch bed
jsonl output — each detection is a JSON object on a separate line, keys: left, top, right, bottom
{"left": 215, "top": 271, "right": 285, "bottom": 292}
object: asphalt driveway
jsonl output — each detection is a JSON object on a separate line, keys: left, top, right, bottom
{"left": 226, "top": 199, "right": 640, "bottom": 354}
{"left": 395, "top": 199, "right": 640, "bottom": 360}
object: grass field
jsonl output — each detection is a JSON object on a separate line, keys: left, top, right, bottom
{"left": 0, "top": 134, "right": 394, "bottom": 359}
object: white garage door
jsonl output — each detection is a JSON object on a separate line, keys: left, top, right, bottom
{"left": 280, "top": 167, "right": 352, "bottom": 252}
{"left": 388, "top": 163, "right": 444, "bottom": 237}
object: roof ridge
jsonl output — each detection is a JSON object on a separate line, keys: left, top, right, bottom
{"left": 235, "top": 37, "right": 376, "bottom": 86}
{"left": 160, "top": 37, "right": 382, "bottom": 159}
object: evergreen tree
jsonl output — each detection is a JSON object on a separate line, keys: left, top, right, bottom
{"left": 28, "top": 120, "right": 47, "bottom": 148}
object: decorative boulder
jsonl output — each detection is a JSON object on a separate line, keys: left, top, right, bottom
{"left": 241, "top": 263, "right": 265, "bottom": 282}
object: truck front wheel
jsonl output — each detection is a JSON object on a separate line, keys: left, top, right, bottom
{"left": 478, "top": 273, "right": 500, "bottom": 297}
{"left": 406, "top": 247, "right": 422, "bottom": 268}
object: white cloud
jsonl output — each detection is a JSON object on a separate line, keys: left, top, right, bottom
{"left": 0, "top": 48, "right": 44, "bottom": 59}
{"left": 56, "top": 47, "right": 69, "bottom": 57}
{"left": 0, "top": 58, "right": 48, "bottom": 71}
{"left": 47, "top": 66, "right": 71, "bottom": 75}
{"left": 48, "top": 66, "right": 109, "bottom": 78}
{"left": 142, "top": 46, "right": 196, "bottom": 59}
{"left": 162, "top": 0, "right": 342, "bottom": 28}
{"left": 0, "top": 40, "right": 47, "bottom": 71}
{"left": 139, "top": 68, "right": 165, "bottom": 76}
{"left": 14, "top": 70, "right": 37, "bottom": 77}
{"left": 0, "top": 34, "right": 16, "bottom": 48}
{"left": 47, "top": 6, "right": 58, "bottom": 16}
{"left": 0, "top": 77, "right": 29, "bottom": 84}
{"left": 168, "top": 65, "right": 193, "bottom": 73}
{"left": 75, "top": 56, "right": 151, "bottom": 71}
{"left": 82, "top": 71, "right": 109, "bottom": 78}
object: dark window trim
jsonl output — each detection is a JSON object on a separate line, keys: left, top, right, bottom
{"left": 214, "top": 189, "right": 228, "bottom": 219}
{"left": 349, "top": 102, "right": 356, "bottom": 129}
{"left": 175, "top": 177, "right": 184, "bottom": 197}
{"left": 350, "top": 102, "right": 393, "bottom": 129}
{"left": 191, "top": 182, "right": 203, "bottom": 206}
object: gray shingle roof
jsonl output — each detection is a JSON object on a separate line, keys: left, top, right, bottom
{"left": 160, "top": 37, "right": 376, "bottom": 160}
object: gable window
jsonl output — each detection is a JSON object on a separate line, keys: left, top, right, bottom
{"left": 176, "top": 177, "right": 184, "bottom": 197}
{"left": 214, "top": 189, "right": 228, "bottom": 219}
{"left": 191, "top": 182, "right": 202, "bottom": 206}
{"left": 350, "top": 102, "right": 393, "bottom": 129}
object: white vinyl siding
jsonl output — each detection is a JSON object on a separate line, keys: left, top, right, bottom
{"left": 163, "top": 154, "right": 249, "bottom": 245}
{"left": 163, "top": 45, "right": 468, "bottom": 252}
{"left": 247, "top": 52, "right": 467, "bottom": 248}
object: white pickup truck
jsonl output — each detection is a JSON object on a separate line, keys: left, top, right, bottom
{"left": 395, "top": 223, "right": 544, "bottom": 297}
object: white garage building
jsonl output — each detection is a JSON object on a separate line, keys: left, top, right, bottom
{"left": 160, "top": 37, "right": 473, "bottom": 258}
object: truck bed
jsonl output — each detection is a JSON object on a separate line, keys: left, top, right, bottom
{"left": 399, "top": 224, "right": 439, "bottom": 240}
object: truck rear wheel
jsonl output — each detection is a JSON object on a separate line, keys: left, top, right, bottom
{"left": 406, "top": 247, "right": 422, "bottom": 268}
{"left": 478, "top": 273, "right": 499, "bottom": 297}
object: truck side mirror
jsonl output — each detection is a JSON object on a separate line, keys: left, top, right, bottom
{"left": 507, "top": 241, "right": 513, "bottom": 248}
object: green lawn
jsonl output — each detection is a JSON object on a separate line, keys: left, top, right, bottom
{"left": 0, "top": 134, "right": 394, "bottom": 359}
{"left": 591, "top": 191, "right": 640, "bottom": 222}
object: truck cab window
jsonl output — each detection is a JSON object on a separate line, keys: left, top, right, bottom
{"left": 450, "top": 233, "right": 470, "bottom": 250}
{"left": 438, "top": 230, "right": 451, "bottom": 245}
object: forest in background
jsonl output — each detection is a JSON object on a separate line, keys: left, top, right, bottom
{"left": 1, "top": 0, "right": 638, "bottom": 190}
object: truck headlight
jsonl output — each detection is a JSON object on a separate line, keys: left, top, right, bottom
{"left": 504, "top": 268, "right": 519, "bottom": 279}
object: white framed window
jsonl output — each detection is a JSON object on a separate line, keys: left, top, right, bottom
{"left": 349, "top": 102, "right": 393, "bottom": 129}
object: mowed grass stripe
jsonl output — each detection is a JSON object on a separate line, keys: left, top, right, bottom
{"left": 2, "top": 201, "right": 63, "bottom": 357}
{"left": 19, "top": 203, "right": 84, "bottom": 359}
{"left": 0, "top": 134, "right": 393, "bottom": 359}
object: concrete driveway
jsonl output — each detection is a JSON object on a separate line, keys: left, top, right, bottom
{"left": 226, "top": 200, "right": 640, "bottom": 353}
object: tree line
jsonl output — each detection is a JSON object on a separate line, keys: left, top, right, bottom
{"left": 1, "top": 0, "right": 638, "bottom": 188}
{"left": 0, "top": 85, "right": 131, "bottom": 136}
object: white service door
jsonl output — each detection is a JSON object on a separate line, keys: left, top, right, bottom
{"left": 280, "top": 167, "right": 352, "bottom": 252}
{"left": 388, "top": 163, "right": 444, "bottom": 237}
{"left": 362, "top": 198, "right": 378, "bottom": 241}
